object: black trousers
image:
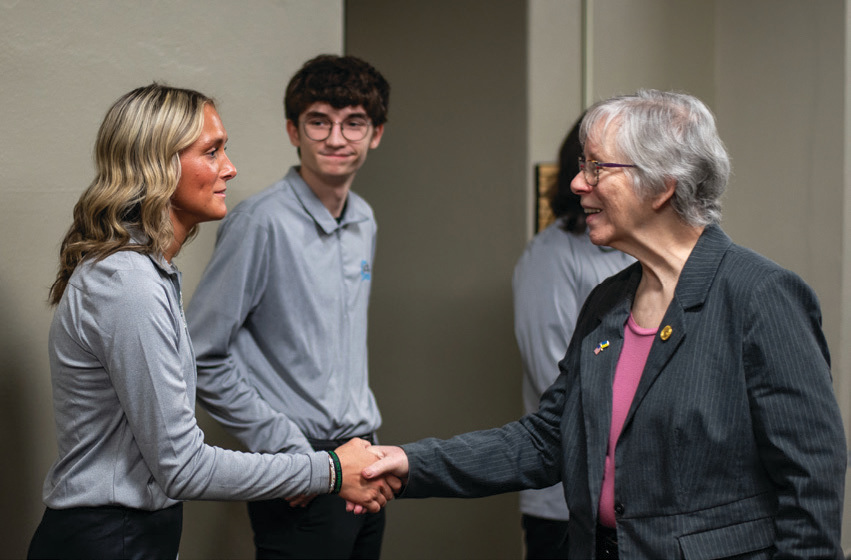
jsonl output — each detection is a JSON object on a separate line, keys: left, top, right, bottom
{"left": 27, "top": 503, "right": 182, "bottom": 560}
{"left": 248, "top": 495, "right": 385, "bottom": 559}
{"left": 246, "top": 433, "right": 385, "bottom": 559}
{"left": 596, "top": 523, "right": 619, "bottom": 560}
{"left": 521, "top": 514, "right": 570, "bottom": 560}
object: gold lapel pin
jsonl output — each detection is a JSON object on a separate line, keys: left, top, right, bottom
{"left": 660, "top": 325, "right": 673, "bottom": 341}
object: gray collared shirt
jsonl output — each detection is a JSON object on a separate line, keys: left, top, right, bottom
{"left": 42, "top": 248, "right": 329, "bottom": 510}
{"left": 187, "top": 167, "right": 381, "bottom": 454}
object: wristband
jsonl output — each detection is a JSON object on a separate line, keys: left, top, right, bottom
{"left": 327, "top": 450, "right": 343, "bottom": 494}
{"left": 327, "top": 454, "right": 337, "bottom": 494}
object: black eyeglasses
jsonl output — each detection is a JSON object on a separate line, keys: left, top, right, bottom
{"left": 302, "top": 116, "right": 372, "bottom": 142}
{"left": 577, "top": 156, "right": 637, "bottom": 186}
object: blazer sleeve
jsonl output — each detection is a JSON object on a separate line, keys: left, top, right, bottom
{"left": 743, "top": 268, "right": 846, "bottom": 556}
{"left": 401, "top": 362, "right": 568, "bottom": 499}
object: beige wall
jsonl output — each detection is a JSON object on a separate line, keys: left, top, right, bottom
{"left": 589, "top": 0, "right": 716, "bottom": 104}
{"left": 846, "top": 0, "right": 851, "bottom": 547}
{"left": 527, "top": 1, "right": 584, "bottom": 236}
{"left": 0, "top": 1, "right": 342, "bottom": 557}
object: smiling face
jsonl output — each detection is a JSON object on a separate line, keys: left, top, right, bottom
{"left": 571, "top": 121, "right": 649, "bottom": 250}
{"left": 170, "top": 104, "right": 236, "bottom": 238}
{"left": 286, "top": 102, "right": 384, "bottom": 191}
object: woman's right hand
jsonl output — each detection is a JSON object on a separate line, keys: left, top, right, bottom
{"left": 334, "top": 438, "right": 400, "bottom": 513}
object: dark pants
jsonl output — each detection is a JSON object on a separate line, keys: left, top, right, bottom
{"left": 596, "top": 524, "right": 619, "bottom": 560}
{"left": 27, "top": 503, "right": 182, "bottom": 560}
{"left": 248, "top": 495, "right": 385, "bottom": 559}
{"left": 521, "top": 514, "right": 570, "bottom": 560}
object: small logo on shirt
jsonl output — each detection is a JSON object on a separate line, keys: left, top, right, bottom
{"left": 361, "top": 260, "right": 371, "bottom": 281}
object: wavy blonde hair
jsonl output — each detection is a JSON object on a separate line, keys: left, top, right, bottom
{"left": 49, "top": 83, "right": 213, "bottom": 305}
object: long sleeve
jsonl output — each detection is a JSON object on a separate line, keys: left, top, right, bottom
{"left": 98, "top": 268, "right": 323, "bottom": 499}
{"left": 43, "top": 252, "right": 328, "bottom": 510}
{"left": 402, "top": 365, "right": 567, "bottom": 499}
{"left": 743, "top": 268, "right": 846, "bottom": 557}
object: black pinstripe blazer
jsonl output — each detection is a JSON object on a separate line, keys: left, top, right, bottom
{"left": 402, "top": 225, "right": 846, "bottom": 559}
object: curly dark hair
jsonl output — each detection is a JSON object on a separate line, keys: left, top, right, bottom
{"left": 284, "top": 54, "right": 390, "bottom": 126}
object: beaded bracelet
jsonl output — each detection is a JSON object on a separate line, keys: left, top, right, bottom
{"left": 327, "top": 454, "right": 337, "bottom": 494}
{"left": 327, "top": 450, "right": 343, "bottom": 494}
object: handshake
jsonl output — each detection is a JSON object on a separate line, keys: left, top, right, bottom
{"left": 330, "top": 438, "right": 410, "bottom": 513}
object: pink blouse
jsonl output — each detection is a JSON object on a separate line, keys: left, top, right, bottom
{"left": 598, "top": 314, "right": 657, "bottom": 528}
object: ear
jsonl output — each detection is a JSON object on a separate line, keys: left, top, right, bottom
{"left": 368, "top": 124, "right": 385, "bottom": 149}
{"left": 651, "top": 177, "right": 677, "bottom": 211}
{"left": 286, "top": 120, "right": 301, "bottom": 148}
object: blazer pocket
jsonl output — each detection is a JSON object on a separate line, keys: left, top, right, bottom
{"left": 678, "top": 517, "right": 774, "bottom": 560}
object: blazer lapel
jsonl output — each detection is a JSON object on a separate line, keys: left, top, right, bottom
{"left": 579, "top": 274, "right": 635, "bottom": 513}
{"left": 624, "top": 301, "right": 686, "bottom": 429}
{"left": 621, "top": 225, "right": 733, "bottom": 432}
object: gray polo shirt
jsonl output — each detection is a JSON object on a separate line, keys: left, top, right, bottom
{"left": 513, "top": 221, "right": 634, "bottom": 521}
{"left": 42, "top": 248, "right": 329, "bottom": 511}
{"left": 187, "top": 167, "right": 381, "bottom": 455}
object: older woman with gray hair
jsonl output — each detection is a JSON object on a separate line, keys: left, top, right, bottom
{"left": 360, "top": 89, "right": 846, "bottom": 558}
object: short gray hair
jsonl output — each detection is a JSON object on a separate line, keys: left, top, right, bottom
{"left": 580, "top": 89, "right": 730, "bottom": 227}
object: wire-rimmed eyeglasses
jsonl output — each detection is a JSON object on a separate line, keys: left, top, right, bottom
{"left": 302, "top": 116, "right": 372, "bottom": 142}
{"left": 578, "top": 156, "right": 637, "bottom": 186}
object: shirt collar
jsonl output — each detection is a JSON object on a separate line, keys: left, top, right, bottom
{"left": 286, "top": 167, "right": 370, "bottom": 235}
{"left": 128, "top": 226, "right": 178, "bottom": 275}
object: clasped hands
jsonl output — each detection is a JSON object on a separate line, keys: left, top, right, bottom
{"left": 293, "top": 438, "right": 409, "bottom": 513}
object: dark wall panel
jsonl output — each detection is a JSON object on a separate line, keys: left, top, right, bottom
{"left": 346, "top": 1, "right": 529, "bottom": 558}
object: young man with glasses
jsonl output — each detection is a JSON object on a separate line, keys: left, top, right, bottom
{"left": 187, "top": 54, "right": 389, "bottom": 559}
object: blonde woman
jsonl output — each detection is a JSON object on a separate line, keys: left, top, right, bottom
{"left": 28, "top": 84, "right": 396, "bottom": 560}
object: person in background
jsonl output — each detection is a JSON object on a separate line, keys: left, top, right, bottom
{"left": 28, "top": 84, "right": 395, "bottom": 560}
{"left": 187, "top": 55, "right": 389, "bottom": 559}
{"left": 360, "top": 89, "right": 846, "bottom": 559}
{"left": 513, "top": 116, "right": 633, "bottom": 559}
